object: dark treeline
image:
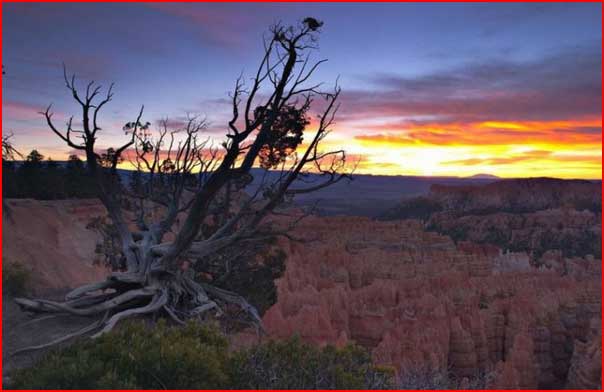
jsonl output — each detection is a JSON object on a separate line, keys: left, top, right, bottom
{"left": 3, "top": 150, "right": 98, "bottom": 199}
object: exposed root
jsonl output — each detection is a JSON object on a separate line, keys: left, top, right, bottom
{"left": 64, "top": 280, "right": 114, "bottom": 300}
{"left": 11, "top": 313, "right": 108, "bottom": 357}
{"left": 15, "top": 287, "right": 156, "bottom": 316}
{"left": 163, "top": 305, "right": 186, "bottom": 325}
{"left": 65, "top": 292, "right": 117, "bottom": 308}
{"left": 190, "top": 302, "right": 219, "bottom": 317}
{"left": 109, "top": 271, "right": 145, "bottom": 284}
{"left": 12, "top": 276, "right": 264, "bottom": 354}
{"left": 15, "top": 314, "right": 62, "bottom": 329}
{"left": 92, "top": 289, "right": 168, "bottom": 338}
{"left": 200, "top": 282, "right": 264, "bottom": 329}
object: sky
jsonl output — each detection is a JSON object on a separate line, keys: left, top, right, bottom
{"left": 2, "top": 2, "right": 602, "bottom": 179}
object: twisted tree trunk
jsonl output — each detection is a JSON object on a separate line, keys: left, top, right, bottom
{"left": 13, "top": 19, "right": 350, "bottom": 353}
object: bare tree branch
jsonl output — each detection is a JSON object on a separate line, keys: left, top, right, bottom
{"left": 15, "top": 18, "right": 353, "bottom": 352}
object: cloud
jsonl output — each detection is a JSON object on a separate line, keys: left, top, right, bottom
{"left": 353, "top": 118, "right": 602, "bottom": 147}
{"left": 155, "top": 117, "right": 190, "bottom": 130}
{"left": 344, "top": 46, "right": 601, "bottom": 151}
{"left": 2, "top": 100, "right": 48, "bottom": 121}
{"left": 146, "top": 3, "right": 255, "bottom": 48}
{"left": 442, "top": 150, "right": 601, "bottom": 168}
{"left": 338, "top": 45, "right": 601, "bottom": 126}
{"left": 443, "top": 150, "right": 553, "bottom": 166}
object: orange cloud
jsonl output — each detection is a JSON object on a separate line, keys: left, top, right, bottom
{"left": 443, "top": 150, "right": 554, "bottom": 166}
{"left": 342, "top": 116, "right": 602, "bottom": 179}
{"left": 354, "top": 117, "right": 602, "bottom": 147}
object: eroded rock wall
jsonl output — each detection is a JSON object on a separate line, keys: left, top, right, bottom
{"left": 3, "top": 199, "right": 108, "bottom": 292}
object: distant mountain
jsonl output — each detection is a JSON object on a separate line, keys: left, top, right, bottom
{"left": 106, "top": 168, "right": 502, "bottom": 217}
{"left": 247, "top": 171, "right": 498, "bottom": 217}
{"left": 20, "top": 162, "right": 594, "bottom": 218}
{"left": 467, "top": 173, "right": 500, "bottom": 180}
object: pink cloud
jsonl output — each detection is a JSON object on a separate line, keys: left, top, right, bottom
{"left": 2, "top": 100, "right": 47, "bottom": 121}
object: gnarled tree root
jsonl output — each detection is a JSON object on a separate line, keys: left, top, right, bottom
{"left": 10, "top": 313, "right": 109, "bottom": 356}
{"left": 12, "top": 275, "right": 263, "bottom": 355}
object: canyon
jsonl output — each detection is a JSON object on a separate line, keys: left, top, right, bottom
{"left": 243, "top": 216, "right": 601, "bottom": 389}
{"left": 3, "top": 178, "right": 601, "bottom": 389}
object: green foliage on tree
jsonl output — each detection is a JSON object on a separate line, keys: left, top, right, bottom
{"left": 196, "top": 245, "right": 287, "bottom": 318}
{"left": 258, "top": 104, "right": 309, "bottom": 169}
{"left": 3, "top": 151, "right": 99, "bottom": 200}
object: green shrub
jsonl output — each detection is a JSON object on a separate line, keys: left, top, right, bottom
{"left": 229, "top": 336, "right": 394, "bottom": 389}
{"left": 397, "top": 367, "right": 493, "bottom": 389}
{"left": 8, "top": 320, "right": 231, "bottom": 389}
{"left": 3, "top": 261, "right": 31, "bottom": 297}
{"left": 9, "top": 323, "right": 394, "bottom": 390}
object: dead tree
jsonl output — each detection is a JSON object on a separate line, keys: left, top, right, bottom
{"left": 2, "top": 133, "right": 21, "bottom": 161}
{"left": 13, "top": 19, "right": 352, "bottom": 351}
{"left": 2, "top": 133, "right": 22, "bottom": 220}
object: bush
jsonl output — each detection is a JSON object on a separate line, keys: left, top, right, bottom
{"left": 229, "top": 336, "right": 394, "bottom": 389}
{"left": 3, "top": 261, "right": 31, "bottom": 297}
{"left": 8, "top": 320, "right": 232, "bottom": 389}
{"left": 397, "top": 367, "right": 493, "bottom": 389}
{"left": 9, "top": 323, "right": 394, "bottom": 390}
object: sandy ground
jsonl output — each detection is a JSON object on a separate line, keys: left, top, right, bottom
{"left": 2, "top": 291, "right": 93, "bottom": 385}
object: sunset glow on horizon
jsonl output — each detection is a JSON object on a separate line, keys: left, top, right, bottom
{"left": 3, "top": 3, "right": 601, "bottom": 179}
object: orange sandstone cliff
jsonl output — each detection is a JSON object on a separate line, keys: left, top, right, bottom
{"left": 2, "top": 199, "right": 108, "bottom": 292}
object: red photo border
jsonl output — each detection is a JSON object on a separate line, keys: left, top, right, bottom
{"left": 0, "top": 1, "right": 602, "bottom": 391}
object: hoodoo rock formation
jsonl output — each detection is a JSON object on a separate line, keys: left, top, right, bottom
{"left": 253, "top": 216, "right": 601, "bottom": 389}
{"left": 428, "top": 208, "right": 601, "bottom": 259}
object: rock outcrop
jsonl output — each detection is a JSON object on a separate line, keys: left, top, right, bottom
{"left": 566, "top": 319, "right": 602, "bottom": 389}
{"left": 429, "top": 208, "right": 601, "bottom": 259}
{"left": 383, "top": 178, "right": 602, "bottom": 261}
{"left": 429, "top": 178, "right": 601, "bottom": 215}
